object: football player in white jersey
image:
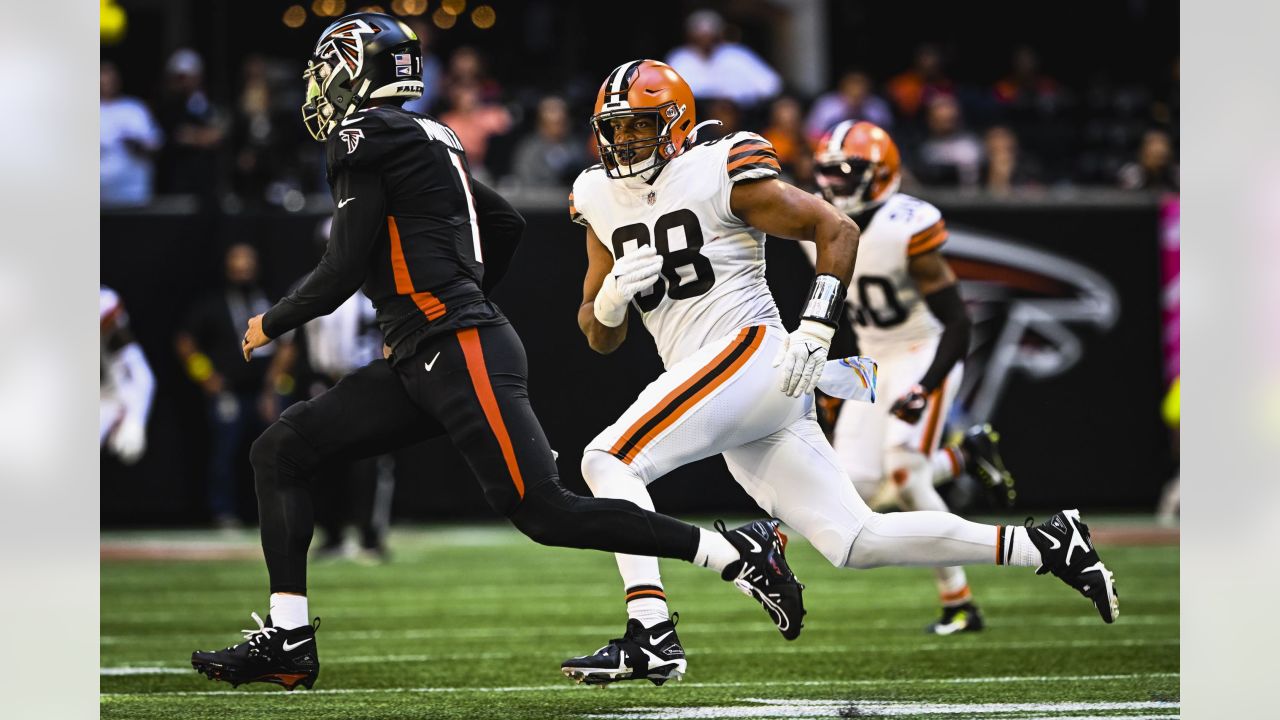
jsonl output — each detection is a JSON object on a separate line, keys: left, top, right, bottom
{"left": 561, "top": 60, "right": 1118, "bottom": 686}
{"left": 808, "top": 120, "right": 1015, "bottom": 635}
{"left": 100, "top": 286, "right": 154, "bottom": 464}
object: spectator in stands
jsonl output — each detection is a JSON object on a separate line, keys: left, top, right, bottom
{"left": 231, "top": 55, "right": 305, "bottom": 209}
{"left": 1117, "top": 128, "right": 1179, "bottom": 191}
{"left": 697, "top": 98, "right": 742, "bottom": 143}
{"left": 439, "top": 82, "right": 513, "bottom": 184}
{"left": 155, "top": 48, "right": 226, "bottom": 202}
{"left": 100, "top": 60, "right": 163, "bottom": 208}
{"left": 911, "top": 95, "right": 983, "bottom": 189}
{"left": 761, "top": 96, "right": 809, "bottom": 178}
{"left": 443, "top": 46, "right": 502, "bottom": 105}
{"left": 665, "top": 9, "right": 781, "bottom": 109}
{"left": 886, "top": 44, "right": 955, "bottom": 123}
{"left": 175, "top": 243, "right": 294, "bottom": 529}
{"left": 400, "top": 19, "right": 443, "bottom": 116}
{"left": 509, "top": 96, "right": 589, "bottom": 189}
{"left": 805, "top": 70, "right": 893, "bottom": 142}
{"left": 993, "top": 45, "right": 1065, "bottom": 118}
{"left": 981, "top": 126, "right": 1042, "bottom": 194}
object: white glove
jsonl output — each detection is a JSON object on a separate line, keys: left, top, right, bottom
{"left": 772, "top": 320, "right": 835, "bottom": 398}
{"left": 816, "top": 356, "right": 879, "bottom": 403}
{"left": 108, "top": 416, "right": 147, "bottom": 465}
{"left": 594, "top": 244, "right": 664, "bottom": 327}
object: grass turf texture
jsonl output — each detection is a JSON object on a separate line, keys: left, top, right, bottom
{"left": 101, "top": 520, "right": 1178, "bottom": 719}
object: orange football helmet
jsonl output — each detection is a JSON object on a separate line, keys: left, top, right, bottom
{"left": 590, "top": 59, "right": 696, "bottom": 179}
{"left": 813, "top": 120, "right": 902, "bottom": 215}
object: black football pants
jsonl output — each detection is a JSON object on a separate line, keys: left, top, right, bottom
{"left": 251, "top": 322, "right": 701, "bottom": 594}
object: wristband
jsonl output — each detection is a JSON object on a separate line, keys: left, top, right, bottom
{"left": 800, "top": 274, "right": 846, "bottom": 328}
{"left": 185, "top": 352, "right": 213, "bottom": 383}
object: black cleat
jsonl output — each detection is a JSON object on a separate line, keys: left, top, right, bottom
{"left": 191, "top": 612, "right": 321, "bottom": 690}
{"left": 717, "top": 519, "right": 805, "bottom": 640}
{"left": 962, "top": 423, "right": 1016, "bottom": 507}
{"left": 925, "top": 602, "right": 985, "bottom": 635}
{"left": 560, "top": 615, "right": 687, "bottom": 686}
{"left": 1026, "top": 510, "right": 1119, "bottom": 624}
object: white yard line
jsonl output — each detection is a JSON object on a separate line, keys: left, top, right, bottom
{"left": 100, "top": 671, "right": 1179, "bottom": 696}
{"left": 586, "top": 698, "right": 1181, "bottom": 718}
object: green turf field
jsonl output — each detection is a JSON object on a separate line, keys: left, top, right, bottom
{"left": 101, "top": 520, "right": 1179, "bottom": 719}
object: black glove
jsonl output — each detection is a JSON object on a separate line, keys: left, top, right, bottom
{"left": 889, "top": 384, "right": 928, "bottom": 425}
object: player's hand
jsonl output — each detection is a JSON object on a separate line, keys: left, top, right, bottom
{"left": 108, "top": 417, "right": 146, "bottom": 465}
{"left": 772, "top": 320, "right": 834, "bottom": 398}
{"left": 889, "top": 385, "right": 929, "bottom": 424}
{"left": 243, "top": 314, "right": 271, "bottom": 361}
{"left": 594, "top": 244, "right": 664, "bottom": 327}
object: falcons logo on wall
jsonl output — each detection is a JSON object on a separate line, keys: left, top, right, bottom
{"left": 944, "top": 230, "right": 1120, "bottom": 423}
{"left": 315, "top": 19, "right": 380, "bottom": 77}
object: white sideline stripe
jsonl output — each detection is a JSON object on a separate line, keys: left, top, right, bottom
{"left": 107, "top": 638, "right": 1180, "bottom": 669}
{"left": 101, "top": 667, "right": 192, "bottom": 676}
{"left": 100, "top": 671, "right": 1178, "bottom": 695}
{"left": 587, "top": 698, "right": 1180, "bottom": 718}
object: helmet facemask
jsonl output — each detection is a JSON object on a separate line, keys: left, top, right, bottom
{"left": 591, "top": 102, "right": 684, "bottom": 180}
{"left": 815, "top": 157, "right": 899, "bottom": 216}
{"left": 301, "top": 55, "right": 370, "bottom": 141}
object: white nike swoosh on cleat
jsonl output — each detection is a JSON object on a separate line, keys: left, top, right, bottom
{"left": 649, "top": 630, "right": 673, "bottom": 645}
{"left": 734, "top": 530, "right": 763, "bottom": 554}
{"left": 1036, "top": 528, "right": 1062, "bottom": 550}
{"left": 281, "top": 638, "right": 312, "bottom": 651}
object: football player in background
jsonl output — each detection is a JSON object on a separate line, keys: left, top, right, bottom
{"left": 100, "top": 286, "right": 154, "bottom": 465}
{"left": 191, "top": 14, "right": 800, "bottom": 692}
{"left": 807, "top": 121, "right": 1015, "bottom": 635}
{"left": 561, "top": 61, "right": 1116, "bottom": 686}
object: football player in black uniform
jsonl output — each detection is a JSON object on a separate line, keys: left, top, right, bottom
{"left": 191, "top": 13, "right": 802, "bottom": 691}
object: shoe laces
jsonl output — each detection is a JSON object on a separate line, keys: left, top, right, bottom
{"left": 238, "top": 611, "right": 278, "bottom": 648}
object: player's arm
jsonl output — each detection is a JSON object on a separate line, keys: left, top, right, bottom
{"left": 247, "top": 169, "right": 386, "bottom": 359}
{"left": 730, "top": 178, "right": 861, "bottom": 396}
{"left": 578, "top": 225, "right": 629, "bottom": 354}
{"left": 471, "top": 178, "right": 526, "bottom": 293}
{"left": 890, "top": 249, "right": 971, "bottom": 424}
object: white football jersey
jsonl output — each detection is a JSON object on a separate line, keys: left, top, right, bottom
{"left": 571, "top": 132, "right": 784, "bottom": 367}
{"left": 845, "top": 193, "right": 949, "bottom": 351}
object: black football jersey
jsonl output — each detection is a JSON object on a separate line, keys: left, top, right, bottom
{"left": 264, "top": 105, "right": 512, "bottom": 358}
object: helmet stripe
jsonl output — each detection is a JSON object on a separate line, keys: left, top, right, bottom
{"left": 827, "top": 120, "right": 854, "bottom": 155}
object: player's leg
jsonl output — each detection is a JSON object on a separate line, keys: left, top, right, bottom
{"left": 724, "top": 408, "right": 1119, "bottom": 623}
{"left": 193, "top": 358, "right": 441, "bottom": 690}
{"left": 884, "top": 362, "right": 983, "bottom": 632}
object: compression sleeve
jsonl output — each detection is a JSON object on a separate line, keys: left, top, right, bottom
{"left": 263, "top": 170, "right": 385, "bottom": 338}
{"left": 918, "top": 284, "right": 971, "bottom": 393}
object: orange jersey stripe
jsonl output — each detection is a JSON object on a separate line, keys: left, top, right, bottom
{"left": 909, "top": 220, "right": 946, "bottom": 247}
{"left": 727, "top": 142, "right": 772, "bottom": 159}
{"left": 389, "top": 216, "right": 447, "bottom": 320}
{"left": 726, "top": 154, "right": 781, "bottom": 173}
{"left": 388, "top": 216, "right": 414, "bottom": 294}
{"left": 919, "top": 382, "right": 946, "bottom": 453}
{"left": 457, "top": 328, "right": 525, "bottom": 498}
{"left": 908, "top": 230, "right": 948, "bottom": 257}
{"left": 611, "top": 327, "right": 765, "bottom": 464}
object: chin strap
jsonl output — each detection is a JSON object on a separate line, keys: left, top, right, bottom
{"left": 685, "top": 119, "right": 723, "bottom": 147}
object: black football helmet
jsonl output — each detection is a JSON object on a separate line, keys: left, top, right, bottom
{"left": 301, "top": 12, "right": 422, "bottom": 141}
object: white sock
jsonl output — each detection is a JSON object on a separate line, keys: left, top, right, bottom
{"left": 997, "top": 525, "right": 1042, "bottom": 567}
{"left": 269, "top": 593, "right": 309, "bottom": 630}
{"left": 932, "top": 446, "right": 964, "bottom": 484}
{"left": 693, "top": 528, "right": 740, "bottom": 573}
{"left": 625, "top": 584, "right": 670, "bottom": 628}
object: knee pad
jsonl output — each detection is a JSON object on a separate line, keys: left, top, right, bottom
{"left": 250, "top": 421, "right": 319, "bottom": 488}
{"left": 581, "top": 450, "right": 643, "bottom": 495}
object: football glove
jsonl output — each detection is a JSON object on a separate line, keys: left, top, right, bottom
{"left": 889, "top": 385, "right": 928, "bottom": 424}
{"left": 594, "top": 244, "right": 664, "bottom": 327}
{"left": 773, "top": 320, "right": 834, "bottom": 398}
{"left": 108, "top": 416, "right": 147, "bottom": 465}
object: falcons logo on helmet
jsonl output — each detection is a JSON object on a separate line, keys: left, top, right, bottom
{"left": 316, "top": 19, "right": 380, "bottom": 76}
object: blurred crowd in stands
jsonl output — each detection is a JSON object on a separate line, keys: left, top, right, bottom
{"left": 102, "top": 8, "right": 1179, "bottom": 211}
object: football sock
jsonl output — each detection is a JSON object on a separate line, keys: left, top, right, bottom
{"left": 625, "top": 584, "right": 670, "bottom": 628}
{"left": 269, "top": 592, "right": 309, "bottom": 630}
{"left": 936, "top": 569, "right": 972, "bottom": 607}
{"left": 995, "top": 525, "right": 1041, "bottom": 567}
{"left": 932, "top": 446, "right": 965, "bottom": 484}
{"left": 694, "top": 528, "right": 740, "bottom": 573}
